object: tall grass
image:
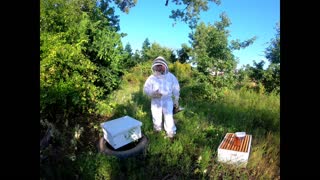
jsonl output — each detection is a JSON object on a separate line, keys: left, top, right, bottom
{"left": 72, "top": 62, "right": 280, "bottom": 179}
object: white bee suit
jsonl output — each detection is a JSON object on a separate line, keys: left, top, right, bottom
{"left": 143, "top": 57, "right": 180, "bottom": 137}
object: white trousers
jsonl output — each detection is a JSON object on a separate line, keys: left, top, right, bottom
{"left": 151, "top": 97, "right": 176, "bottom": 137}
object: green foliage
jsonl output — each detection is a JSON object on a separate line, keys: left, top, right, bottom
{"left": 74, "top": 152, "right": 121, "bottom": 179}
{"left": 40, "top": 1, "right": 280, "bottom": 179}
{"left": 102, "top": 65, "right": 279, "bottom": 179}
{"left": 40, "top": 0, "right": 127, "bottom": 116}
{"left": 124, "top": 42, "right": 133, "bottom": 56}
{"left": 181, "top": 81, "right": 219, "bottom": 102}
{"left": 230, "top": 36, "right": 257, "bottom": 50}
{"left": 190, "top": 18, "right": 236, "bottom": 75}
{"left": 109, "top": 0, "right": 222, "bottom": 29}
{"left": 142, "top": 37, "right": 150, "bottom": 50}
{"left": 214, "top": 12, "right": 231, "bottom": 31}
{"left": 180, "top": 69, "right": 237, "bottom": 104}
{"left": 189, "top": 12, "right": 256, "bottom": 97}
{"left": 237, "top": 22, "right": 280, "bottom": 94}
{"left": 140, "top": 38, "right": 151, "bottom": 62}
{"left": 40, "top": 31, "right": 101, "bottom": 116}
{"left": 41, "top": 60, "right": 279, "bottom": 179}
{"left": 247, "top": 132, "right": 280, "bottom": 179}
{"left": 40, "top": 2, "right": 130, "bottom": 179}
{"left": 263, "top": 23, "right": 280, "bottom": 94}
{"left": 263, "top": 63, "right": 280, "bottom": 94}
{"left": 114, "top": 0, "right": 137, "bottom": 13}
{"left": 265, "top": 23, "right": 280, "bottom": 64}
{"left": 235, "top": 64, "right": 251, "bottom": 83}
{"left": 141, "top": 42, "right": 176, "bottom": 63}
{"left": 169, "top": 61, "right": 193, "bottom": 85}
{"left": 169, "top": 0, "right": 221, "bottom": 29}
{"left": 250, "top": 60, "right": 266, "bottom": 82}
{"left": 176, "top": 43, "right": 192, "bottom": 63}
{"left": 196, "top": 146, "right": 212, "bottom": 175}
{"left": 121, "top": 61, "right": 151, "bottom": 86}
{"left": 220, "top": 89, "right": 280, "bottom": 132}
{"left": 40, "top": 0, "right": 83, "bottom": 33}
{"left": 132, "top": 49, "right": 142, "bottom": 64}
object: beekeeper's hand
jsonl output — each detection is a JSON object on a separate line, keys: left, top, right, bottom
{"left": 152, "top": 90, "right": 162, "bottom": 98}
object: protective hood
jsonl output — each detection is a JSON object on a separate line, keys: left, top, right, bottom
{"left": 151, "top": 56, "right": 169, "bottom": 76}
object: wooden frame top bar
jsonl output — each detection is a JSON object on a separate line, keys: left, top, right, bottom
{"left": 219, "top": 133, "right": 251, "bottom": 152}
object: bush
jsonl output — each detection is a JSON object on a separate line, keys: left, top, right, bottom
{"left": 169, "top": 61, "right": 193, "bottom": 84}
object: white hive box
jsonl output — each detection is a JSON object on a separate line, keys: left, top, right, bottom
{"left": 101, "top": 116, "right": 142, "bottom": 149}
{"left": 217, "top": 133, "right": 252, "bottom": 167}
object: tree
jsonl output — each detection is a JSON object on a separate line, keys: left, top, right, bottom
{"left": 263, "top": 63, "right": 280, "bottom": 93}
{"left": 132, "top": 49, "right": 142, "bottom": 64}
{"left": 190, "top": 16, "right": 236, "bottom": 74}
{"left": 114, "top": 0, "right": 138, "bottom": 13}
{"left": 40, "top": 0, "right": 129, "bottom": 168}
{"left": 124, "top": 42, "right": 133, "bottom": 56}
{"left": 265, "top": 23, "right": 280, "bottom": 64}
{"left": 188, "top": 12, "right": 258, "bottom": 92}
{"left": 141, "top": 38, "right": 151, "bottom": 61}
{"left": 40, "top": 0, "right": 102, "bottom": 117}
{"left": 230, "top": 37, "right": 257, "bottom": 50}
{"left": 235, "top": 64, "right": 252, "bottom": 84}
{"left": 177, "top": 43, "right": 192, "bottom": 63}
{"left": 94, "top": 0, "right": 122, "bottom": 31}
{"left": 190, "top": 13, "right": 256, "bottom": 73}
{"left": 263, "top": 22, "right": 280, "bottom": 93}
{"left": 122, "top": 42, "right": 137, "bottom": 68}
{"left": 142, "top": 38, "right": 150, "bottom": 50}
{"left": 168, "top": 0, "right": 222, "bottom": 29}
{"left": 250, "top": 60, "right": 266, "bottom": 82}
{"left": 113, "top": 0, "right": 222, "bottom": 29}
{"left": 240, "top": 23, "right": 280, "bottom": 94}
{"left": 40, "top": 0, "right": 237, "bottom": 177}
{"left": 143, "top": 42, "right": 176, "bottom": 63}
{"left": 209, "top": 12, "right": 257, "bottom": 51}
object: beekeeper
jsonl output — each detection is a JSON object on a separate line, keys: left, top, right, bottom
{"left": 143, "top": 56, "right": 180, "bottom": 140}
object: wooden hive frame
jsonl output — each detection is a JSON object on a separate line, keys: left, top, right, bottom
{"left": 219, "top": 133, "right": 251, "bottom": 152}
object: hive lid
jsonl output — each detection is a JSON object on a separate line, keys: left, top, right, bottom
{"left": 101, "top": 116, "right": 142, "bottom": 137}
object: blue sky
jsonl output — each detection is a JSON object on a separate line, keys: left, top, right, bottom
{"left": 114, "top": 0, "right": 280, "bottom": 69}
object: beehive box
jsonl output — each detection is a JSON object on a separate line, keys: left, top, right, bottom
{"left": 217, "top": 133, "right": 252, "bottom": 167}
{"left": 101, "top": 116, "right": 142, "bottom": 149}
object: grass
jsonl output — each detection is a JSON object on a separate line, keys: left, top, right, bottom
{"left": 75, "top": 63, "right": 280, "bottom": 179}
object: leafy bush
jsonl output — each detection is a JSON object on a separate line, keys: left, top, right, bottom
{"left": 40, "top": 2, "right": 129, "bottom": 178}
{"left": 169, "top": 61, "right": 193, "bottom": 83}
{"left": 263, "top": 63, "right": 280, "bottom": 94}
{"left": 181, "top": 82, "right": 218, "bottom": 103}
